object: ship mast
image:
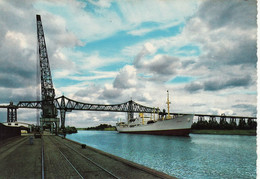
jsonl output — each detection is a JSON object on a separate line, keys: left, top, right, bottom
{"left": 166, "top": 90, "right": 171, "bottom": 119}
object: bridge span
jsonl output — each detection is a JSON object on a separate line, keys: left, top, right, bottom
{"left": 0, "top": 95, "right": 256, "bottom": 127}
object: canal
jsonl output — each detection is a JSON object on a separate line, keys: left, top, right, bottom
{"left": 67, "top": 131, "right": 256, "bottom": 179}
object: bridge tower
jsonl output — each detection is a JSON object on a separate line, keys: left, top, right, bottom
{"left": 36, "top": 15, "right": 59, "bottom": 133}
{"left": 7, "top": 102, "right": 17, "bottom": 123}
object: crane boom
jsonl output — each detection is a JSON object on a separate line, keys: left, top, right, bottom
{"left": 36, "top": 15, "right": 57, "bottom": 119}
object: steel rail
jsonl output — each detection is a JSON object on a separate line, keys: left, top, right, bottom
{"left": 47, "top": 136, "right": 84, "bottom": 178}
{"left": 52, "top": 136, "right": 120, "bottom": 179}
{"left": 58, "top": 148, "right": 84, "bottom": 179}
{"left": 41, "top": 137, "right": 45, "bottom": 179}
{"left": 60, "top": 137, "right": 171, "bottom": 179}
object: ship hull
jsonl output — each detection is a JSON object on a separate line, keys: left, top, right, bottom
{"left": 118, "top": 128, "right": 191, "bottom": 136}
{"left": 116, "top": 114, "right": 194, "bottom": 136}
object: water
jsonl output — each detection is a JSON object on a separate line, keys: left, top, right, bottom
{"left": 67, "top": 131, "right": 256, "bottom": 179}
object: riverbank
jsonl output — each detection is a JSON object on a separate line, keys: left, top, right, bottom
{"left": 191, "top": 129, "right": 256, "bottom": 136}
{"left": 78, "top": 127, "right": 116, "bottom": 131}
{"left": 77, "top": 124, "right": 116, "bottom": 131}
{"left": 78, "top": 128, "right": 256, "bottom": 136}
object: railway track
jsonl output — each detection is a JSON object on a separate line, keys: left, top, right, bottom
{"left": 41, "top": 137, "right": 45, "bottom": 179}
{"left": 0, "top": 135, "right": 173, "bottom": 178}
{"left": 39, "top": 135, "right": 175, "bottom": 179}
{"left": 62, "top": 138, "right": 175, "bottom": 179}
{"left": 45, "top": 136, "right": 120, "bottom": 179}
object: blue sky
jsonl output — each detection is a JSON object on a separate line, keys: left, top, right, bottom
{"left": 0, "top": 0, "right": 257, "bottom": 127}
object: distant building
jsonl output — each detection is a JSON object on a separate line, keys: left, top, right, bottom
{"left": 0, "top": 123, "right": 21, "bottom": 140}
{"left": 3, "top": 122, "right": 34, "bottom": 133}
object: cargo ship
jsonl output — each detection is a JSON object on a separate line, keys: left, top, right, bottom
{"left": 116, "top": 91, "right": 194, "bottom": 136}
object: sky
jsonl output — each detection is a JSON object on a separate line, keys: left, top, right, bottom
{"left": 0, "top": 0, "right": 257, "bottom": 127}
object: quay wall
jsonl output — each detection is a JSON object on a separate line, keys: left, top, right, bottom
{"left": 0, "top": 123, "right": 21, "bottom": 140}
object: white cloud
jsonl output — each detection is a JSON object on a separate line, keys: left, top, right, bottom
{"left": 0, "top": 0, "right": 256, "bottom": 127}
{"left": 88, "top": 0, "right": 113, "bottom": 8}
{"left": 113, "top": 65, "right": 137, "bottom": 89}
{"left": 127, "top": 21, "right": 181, "bottom": 36}
{"left": 117, "top": 0, "right": 198, "bottom": 26}
{"left": 5, "top": 31, "right": 29, "bottom": 48}
{"left": 34, "top": 0, "right": 200, "bottom": 43}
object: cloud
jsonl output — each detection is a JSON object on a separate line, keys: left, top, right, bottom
{"left": 65, "top": 110, "right": 123, "bottom": 127}
{"left": 88, "top": 0, "right": 113, "bottom": 8}
{"left": 183, "top": 0, "right": 257, "bottom": 68}
{"left": 75, "top": 84, "right": 101, "bottom": 98}
{"left": 185, "top": 82, "right": 204, "bottom": 93}
{"left": 205, "top": 75, "right": 253, "bottom": 91}
{"left": 33, "top": 0, "right": 199, "bottom": 44}
{"left": 133, "top": 43, "right": 182, "bottom": 82}
{"left": 232, "top": 104, "right": 256, "bottom": 116}
{"left": 191, "top": 103, "right": 206, "bottom": 107}
{"left": 146, "top": 55, "right": 181, "bottom": 76}
{"left": 0, "top": 1, "right": 80, "bottom": 85}
{"left": 127, "top": 21, "right": 182, "bottom": 36}
{"left": 185, "top": 74, "right": 253, "bottom": 93}
{"left": 133, "top": 42, "right": 156, "bottom": 67}
{"left": 117, "top": 0, "right": 198, "bottom": 27}
{"left": 0, "top": 87, "right": 37, "bottom": 103}
{"left": 198, "top": 0, "right": 256, "bottom": 30}
{"left": 0, "top": 30, "right": 36, "bottom": 88}
{"left": 99, "top": 84, "right": 122, "bottom": 100}
{"left": 113, "top": 65, "right": 137, "bottom": 89}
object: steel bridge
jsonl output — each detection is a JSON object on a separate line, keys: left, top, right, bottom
{"left": 0, "top": 95, "right": 161, "bottom": 127}
{"left": 0, "top": 96, "right": 256, "bottom": 126}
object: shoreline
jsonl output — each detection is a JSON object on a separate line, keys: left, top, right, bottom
{"left": 191, "top": 129, "right": 256, "bottom": 136}
{"left": 78, "top": 129, "right": 257, "bottom": 136}
{"left": 78, "top": 129, "right": 256, "bottom": 136}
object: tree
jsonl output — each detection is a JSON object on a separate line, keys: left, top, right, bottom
{"left": 208, "top": 117, "right": 219, "bottom": 129}
{"left": 238, "top": 118, "right": 246, "bottom": 129}
{"left": 247, "top": 119, "right": 257, "bottom": 130}
{"left": 229, "top": 118, "right": 237, "bottom": 130}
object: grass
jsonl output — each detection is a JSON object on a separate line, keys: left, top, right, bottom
{"left": 191, "top": 129, "right": 256, "bottom": 136}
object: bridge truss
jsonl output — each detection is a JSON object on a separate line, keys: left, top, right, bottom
{"left": 15, "top": 95, "right": 160, "bottom": 128}
{"left": 0, "top": 95, "right": 256, "bottom": 127}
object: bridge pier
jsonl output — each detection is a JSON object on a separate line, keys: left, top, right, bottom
{"left": 7, "top": 102, "right": 17, "bottom": 123}
{"left": 127, "top": 100, "right": 134, "bottom": 121}
{"left": 60, "top": 109, "right": 66, "bottom": 129}
{"left": 59, "top": 96, "right": 67, "bottom": 129}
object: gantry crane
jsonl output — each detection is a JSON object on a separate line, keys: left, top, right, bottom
{"left": 36, "top": 15, "right": 59, "bottom": 133}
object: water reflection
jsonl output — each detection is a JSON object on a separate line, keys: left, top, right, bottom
{"left": 67, "top": 131, "right": 256, "bottom": 179}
